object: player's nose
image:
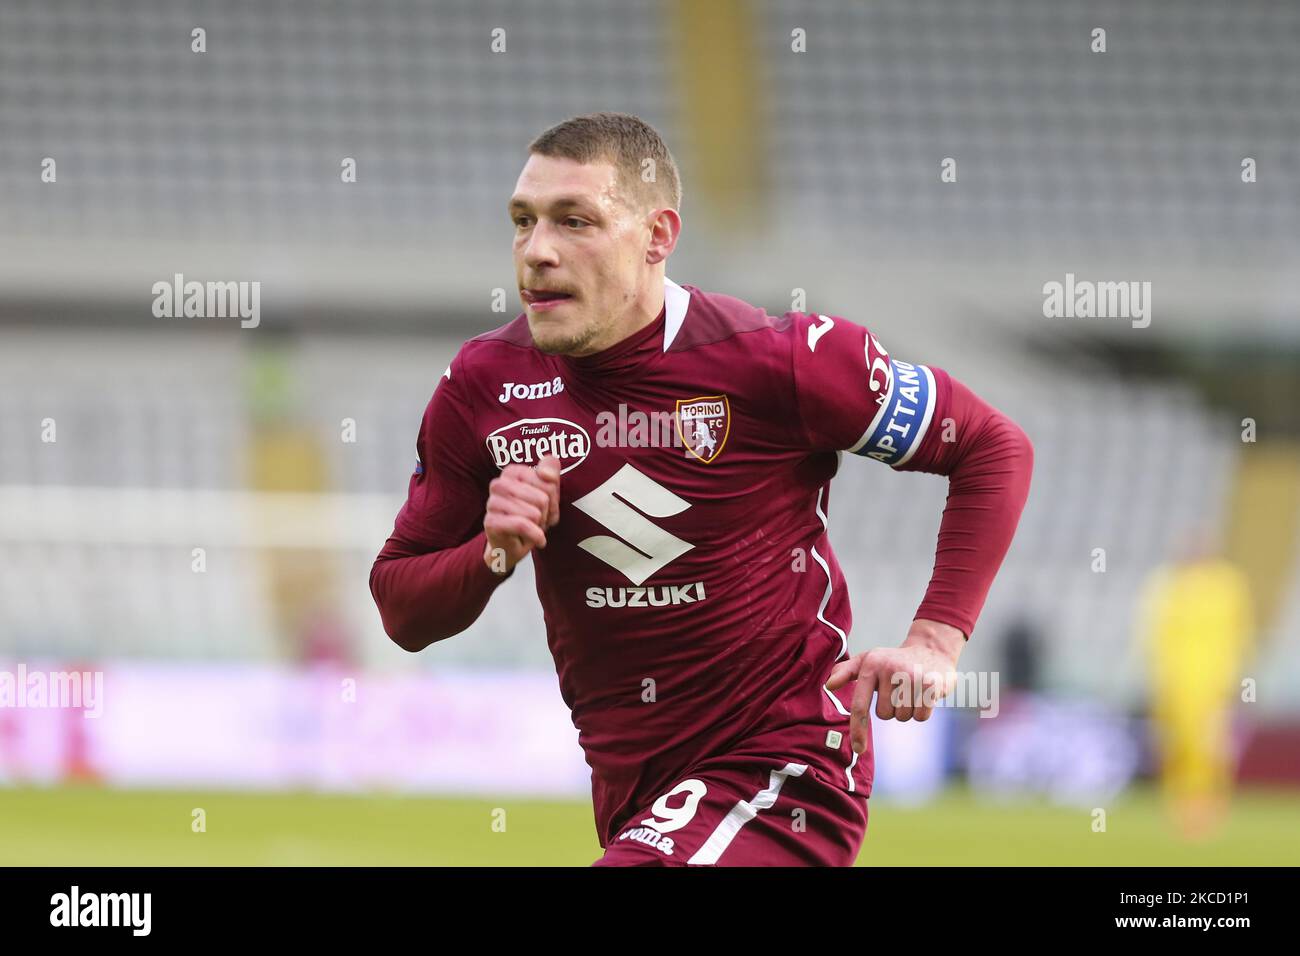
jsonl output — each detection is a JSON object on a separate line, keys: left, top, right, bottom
{"left": 521, "top": 219, "right": 561, "bottom": 269}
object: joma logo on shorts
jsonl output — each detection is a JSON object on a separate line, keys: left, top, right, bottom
{"left": 617, "top": 826, "right": 676, "bottom": 856}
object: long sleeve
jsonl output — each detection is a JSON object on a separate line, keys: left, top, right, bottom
{"left": 896, "top": 369, "right": 1034, "bottom": 638}
{"left": 371, "top": 529, "right": 511, "bottom": 652}
{"left": 785, "top": 309, "right": 1033, "bottom": 640}
{"left": 370, "top": 357, "right": 508, "bottom": 652}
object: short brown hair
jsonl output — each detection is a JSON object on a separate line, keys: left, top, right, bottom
{"left": 528, "top": 111, "right": 681, "bottom": 213}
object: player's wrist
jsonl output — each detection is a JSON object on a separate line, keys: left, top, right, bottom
{"left": 482, "top": 538, "right": 515, "bottom": 578}
{"left": 904, "top": 618, "right": 965, "bottom": 664}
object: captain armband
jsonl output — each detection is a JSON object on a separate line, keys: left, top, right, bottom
{"left": 845, "top": 358, "right": 938, "bottom": 466}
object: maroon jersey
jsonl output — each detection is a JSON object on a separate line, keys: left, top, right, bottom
{"left": 372, "top": 278, "right": 1032, "bottom": 847}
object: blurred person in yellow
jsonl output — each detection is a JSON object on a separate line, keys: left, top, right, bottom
{"left": 1136, "top": 531, "right": 1255, "bottom": 839}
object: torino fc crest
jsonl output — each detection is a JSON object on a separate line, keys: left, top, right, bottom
{"left": 675, "top": 395, "right": 730, "bottom": 463}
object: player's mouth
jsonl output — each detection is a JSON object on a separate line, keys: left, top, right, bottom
{"left": 521, "top": 288, "right": 576, "bottom": 312}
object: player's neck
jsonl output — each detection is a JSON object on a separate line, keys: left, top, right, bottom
{"left": 562, "top": 290, "right": 667, "bottom": 375}
{"left": 581, "top": 281, "right": 666, "bottom": 356}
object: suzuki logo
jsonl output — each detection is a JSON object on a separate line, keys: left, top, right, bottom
{"left": 572, "top": 464, "right": 694, "bottom": 586}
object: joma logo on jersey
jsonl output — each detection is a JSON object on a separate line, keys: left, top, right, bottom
{"left": 675, "top": 395, "right": 730, "bottom": 463}
{"left": 498, "top": 377, "right": 564, "bottom": 403}
{"left": 486, "top": 418, "right": 589, "bottom": 474}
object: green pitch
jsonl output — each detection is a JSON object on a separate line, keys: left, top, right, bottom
{"left": 0, "top": 784, "right": 1296, "bottom": 866}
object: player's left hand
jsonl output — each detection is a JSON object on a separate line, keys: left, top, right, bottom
{"left": 824, "top": 619, "right": 965, "bottom": 753}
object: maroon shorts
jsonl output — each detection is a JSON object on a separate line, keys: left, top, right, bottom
{"left": 591, "top": 751, "right": 869, "bottom": 867}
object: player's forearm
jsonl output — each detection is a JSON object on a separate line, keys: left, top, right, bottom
{"left": 907, "top": 373, "right": 1034, "bottom": 638}
{"left": 369, "top": 530, "right": 510, "bottom": 652}
{"left": 905, "top": 618, "right": 966, "bottom": 663}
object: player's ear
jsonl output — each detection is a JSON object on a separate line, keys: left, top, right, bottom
{"left": 645, "top": 207, "right": 681, "bottom": 264}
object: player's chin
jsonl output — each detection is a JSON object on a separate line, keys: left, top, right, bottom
{"left": 529, "top": 313, "right": 589, "bottom": 354}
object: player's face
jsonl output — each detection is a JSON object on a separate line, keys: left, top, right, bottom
{"left": 509, "top": 154, "right": 653, "bottom": 356}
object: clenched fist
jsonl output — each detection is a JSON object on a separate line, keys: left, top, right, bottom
{"left": 483, "top": 454, "right": 561, "bottom": 574}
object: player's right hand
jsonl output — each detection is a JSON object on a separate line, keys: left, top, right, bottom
{"left": 483, "top": 454, "right": 561, "bottom": 574}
